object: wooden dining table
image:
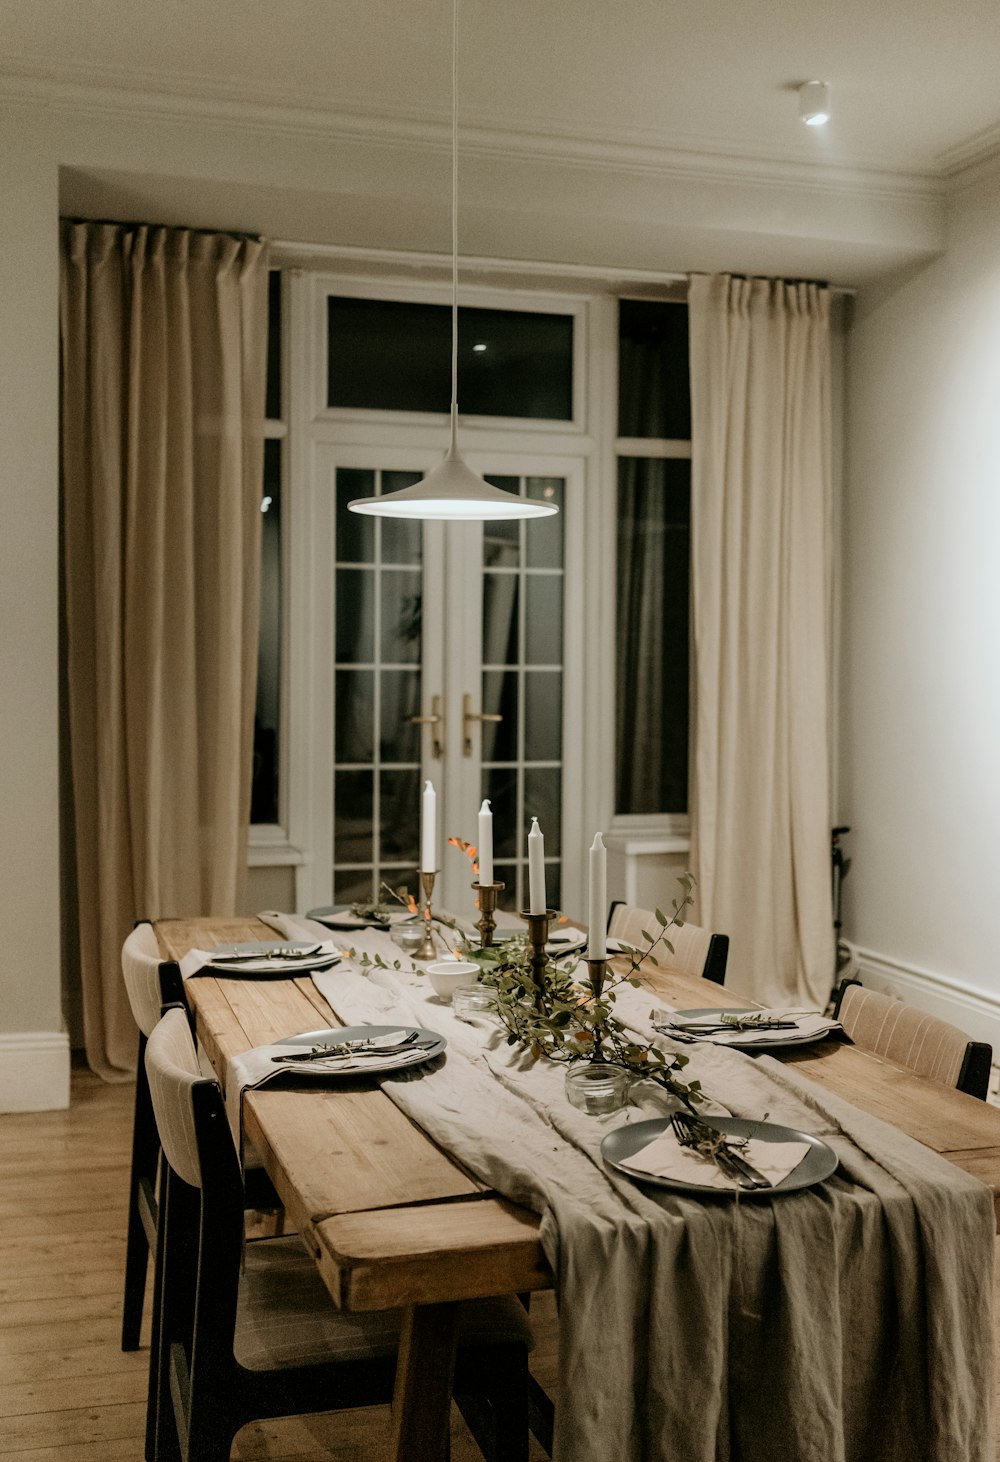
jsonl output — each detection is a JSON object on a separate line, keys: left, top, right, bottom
{"left": 155, "top": 914, "right": 1000, "bottom": 1461}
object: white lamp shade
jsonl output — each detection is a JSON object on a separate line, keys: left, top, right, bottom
{"left": 348, "top": 444, "right": 558, "bottom": 520}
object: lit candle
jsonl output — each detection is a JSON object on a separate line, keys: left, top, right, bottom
{"left": 478, "top": 799, "right": 494, "bottom": 885}
{"left": 421, "top": 781, "right": 437, "bottom": 873}
{"left": 527, "top": 817, "right": 546, "bottom": 913}
{"left": 588, "top": 832, "right": 607, "bottom": 960}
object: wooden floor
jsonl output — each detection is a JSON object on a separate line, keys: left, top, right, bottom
{"left": 2, "top": 1063, "right": 998, "bottom": 1461}
{"left": 0, "top": 1061, "right": 558, "bottom": 1461}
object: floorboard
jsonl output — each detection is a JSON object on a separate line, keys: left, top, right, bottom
{"left": 0, "top": 1062, "right": 558, "bottom": 1460}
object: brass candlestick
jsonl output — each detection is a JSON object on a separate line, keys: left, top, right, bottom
{"left": 472, "top": 880, "right": 504, "bottom": 947}
{"left": 584, "top": 955, "right": 610, "bottom": 1059}
{"left": 520, "top": 908, "right": 558, "bottom": 1011}
{"left": 416, "top": 869, "right": 439, "bottom": 960}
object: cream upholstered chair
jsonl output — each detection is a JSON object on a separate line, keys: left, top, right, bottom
{"left": 833, "top": 981, "right": 992, "bottom": 1100}
{"left": 607, "top": 901, "right": 730, "bottom": 985}
{"left": 145, "top": 1007, "right": 536, "bottom": 1462}
{"left": 120, "top": 923, "right": 282, "bottom": 1462}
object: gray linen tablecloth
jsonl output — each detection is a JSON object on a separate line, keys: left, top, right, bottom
{"left": 255, "top": 913, "right": 995, "bottom": 1462}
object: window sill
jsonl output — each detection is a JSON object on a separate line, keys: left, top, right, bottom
{"left": 605, "top": 832, "right": 691, "bottom": 857}
{"left": 248, "top": 829, "right": 309, "bottom": 868}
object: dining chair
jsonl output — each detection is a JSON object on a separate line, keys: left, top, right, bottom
{"left": 833, "top": 980, "right": 992, "bottom": 1099}
{"left": 607, "top": 901, "right": 730, "bottom": 985}
{"left": 120, "top": 924, "right": 284, "bottom": 1461}
{"left": 144, "top": 1006, "right": 538, "bottom": 1462}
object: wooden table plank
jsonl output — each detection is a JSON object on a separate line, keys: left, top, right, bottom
{"left": 312, "top": 1198, "right": 550, "bottom": 1311}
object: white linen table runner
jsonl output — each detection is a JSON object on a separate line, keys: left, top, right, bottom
{"left": 247, "top": 914, "right": 994, "bottom": 1462}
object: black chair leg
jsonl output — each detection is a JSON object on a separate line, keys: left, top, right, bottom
{"left": 123, "top": 1034, "right": 157, "bottom": 1351}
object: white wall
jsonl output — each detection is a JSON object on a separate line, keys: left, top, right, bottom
{"left": 841, "top": 160, "right": 1000, "bottom": 1048}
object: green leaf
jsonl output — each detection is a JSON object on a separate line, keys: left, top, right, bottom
{"left": 654, "top": 908, "right": 668, "bottom": 926}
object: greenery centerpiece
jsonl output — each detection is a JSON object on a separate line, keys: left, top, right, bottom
{"left": 465, "top": 876, "right": 703, "bottom": 1109}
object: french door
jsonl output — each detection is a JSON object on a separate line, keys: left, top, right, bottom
{"left": 319, "top": 444, "right": 584, "bottom": 917}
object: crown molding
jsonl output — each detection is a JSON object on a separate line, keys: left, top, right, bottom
{"left": 935, "top": 119, "right": 1000, "bottom": 181}
{"left": 0, "top": 58, "right": 944, "bottom": 206}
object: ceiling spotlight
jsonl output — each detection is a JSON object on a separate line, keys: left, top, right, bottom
{"left": 799, "top": 80, "right": 830, "bottom": 127}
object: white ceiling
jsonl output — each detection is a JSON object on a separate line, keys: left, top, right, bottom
{"left": 5, "top": 0, "right": 1000, "bottom": 179}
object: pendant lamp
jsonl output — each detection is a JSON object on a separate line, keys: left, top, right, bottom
{"left": 348, "top": 0, "right": 558, "bottom": 523}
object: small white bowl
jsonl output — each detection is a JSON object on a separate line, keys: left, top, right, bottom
{"left": 426, "top": 961, "right": 480, "bottom": 1001}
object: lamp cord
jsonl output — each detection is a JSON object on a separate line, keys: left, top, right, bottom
{"left": 450, "top": 0, "right": 459, "bottom": 450}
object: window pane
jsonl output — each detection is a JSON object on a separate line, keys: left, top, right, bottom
{"left": 381, "top": 570, "right": 422, "bottom": 662}
{"left": 337, "top": 470, "right": 375, "bottom": 564}
{"left": 525, "top": 479, "right": 563, "bottom": 568}
{"left": 524, "top": 671, "right": 562, "bottom": 762}
{"left": 483, "top": 767, "right": 518, "bottom": 859}
{"left": 336, "top": 569, "right": 375, "bottom": 662}
{"left": 483, "top": 518, "right": 519, "bottom": 570}
{"left": 524, "top": 768, "right": 561, "bottom": 857}
{"left": 381, "top": 669, "right": 421, "bottom": 761}
{"left": 618, "top": 300, "right": 690, "bottom": 439}
{"left": 328, "top": 297, "right": 573, "bottom": 420}
{"left": 335, "top": 670, "right": 374, "bottom": 763}
{"left": 334, "top": 770, "right": 373, "bottom": 862}
{"left": 266, "top": 270, "right": 282, "bottom": 421}
{"left": 615, "top": 457, "right": 690, "bottom": 814}
{"left": 380, "top": 768, "right": 420, "bottom": 862}
{"left": 252, "top": 437, "right": 282, "bottom": 824}
{"left": 381, "top": 473, "right": 423, "bottom": 565}
{"left": 482, "top": 575, "right": 519, "bottom": 665}
{"left": 524, "top": 577, "right": 562, "bottom": 665}
{"left": 481, "top": 671, "right": 518, "bottom": 763}
{"left": 334, "top": 869, "right": 375, "bottom": 905}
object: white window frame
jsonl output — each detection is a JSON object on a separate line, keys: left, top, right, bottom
{"left": 249, "top": 261, "right": 693, "bottom": 914}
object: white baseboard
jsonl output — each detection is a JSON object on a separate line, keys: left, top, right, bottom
{"left": 0, "top": 1031, "right": 71, "bottom": 1112}
{"left": 850, "top": 945, "right": 1000, "bottom": 1054}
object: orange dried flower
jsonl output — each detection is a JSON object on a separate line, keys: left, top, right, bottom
{"left": 447, "top": 835, "right": 480, "bottom": 878}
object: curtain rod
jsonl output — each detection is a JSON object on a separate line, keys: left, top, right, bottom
{"left": 271, "top": 238, "right": 857, "bottom": 296}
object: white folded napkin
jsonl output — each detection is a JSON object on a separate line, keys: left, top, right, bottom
{"left": 547, "top": 925, "right": 587, "bottom": 948}
{"left": 178, "top": 939, "right": 341, "bottom": 981}
{"left": 257, "top": 910, "right": 340, "bottom": 943}
{"left": 224, "top": 1032, "right": 430, "bottom": 1143}
{"left": 620, "top": 1126, "right": 812, "bottom": 1190}
{"left": 655, "top": 1007, "right": 839, "bottom": 1046}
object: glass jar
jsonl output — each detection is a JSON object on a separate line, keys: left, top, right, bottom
{"left": 452, "top": 986, "right": 499, "bottom": 1023}
{"left": 390, "top": 922, "right": 425, "bottom": 956}
{"left": 564, "top": 1062, "right": 630, "bottom": 1116}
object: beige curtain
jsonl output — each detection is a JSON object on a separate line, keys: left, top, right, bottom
{"left": 60, "top": 222, "right": 269, "bottom": 1079}
{"left": 689, "top": 273, "right": 833, "bottom": 1007}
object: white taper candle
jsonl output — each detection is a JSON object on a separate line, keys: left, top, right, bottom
{"left": 588, "top": 832, "right": 607, "bottom": 959}
{"left": 478, "top": 799, "right": 494, "bottom": 885}
{"left": 421, "top": 781, "right": 437, "bottom": 873}
{"left": 527, "top": 818, "right": 546, "bottom": 914}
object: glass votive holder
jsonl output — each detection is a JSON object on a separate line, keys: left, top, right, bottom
{"left": 564, "top": 1062, "right": 630, "bottom": 1116}
{"left": 390, "top": 922, "right": 425, "bottom": 956}
{"left": 452, "top": 986, "right": 499, "bottom": 1023}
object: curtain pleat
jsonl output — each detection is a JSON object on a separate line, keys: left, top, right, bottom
{"left": 689, "top": 273, "right": 834, "bottom": 1007}
{"left": 60, "top": 222, "right": 269, "bottom": 1079}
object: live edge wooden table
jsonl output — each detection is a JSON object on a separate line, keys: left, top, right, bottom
{"left": 155, "top": 916, "right": 1000, "bottom": 1462}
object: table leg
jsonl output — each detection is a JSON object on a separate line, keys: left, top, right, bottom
{"left": 389, "top": 1301, "right": 460, "bottom": 1462}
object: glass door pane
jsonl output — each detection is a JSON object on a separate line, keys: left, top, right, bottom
{"left": 332, "top": 468, "right": 425, "bottom": 906}
{"left": 480, "top": 476, "right": 565, "bottom": 912}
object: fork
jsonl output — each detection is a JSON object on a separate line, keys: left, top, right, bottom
{"left": 271, "top": 1032, "right": 431, "bottom": 1064}
{"left": 669, "top": 1112, "right": 772, "bottom": 1189}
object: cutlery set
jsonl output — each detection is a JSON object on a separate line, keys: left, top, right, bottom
{"left": 271, "top": 1031, "right": 436, "bottom": 1064}
{"left": 669, "top": 1111, "right": 773, "bottom": 1189}
{"left": 215, "top": 944, "right": 324, "bottom": 962}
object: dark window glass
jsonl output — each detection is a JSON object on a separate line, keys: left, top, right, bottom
{"left": 251, "top": 437, "right": 282, "bottom": 823}
{"left": 615, "top": 457, "right": 690, "bottom": 815}
{"left": 266, "top": 271, "right": 282, "bottom": 421}
{"left": 618, "top": 300, "right": 690, "bottom": 439}
{"left": 328, "top": 297, "right": 573, "bottom": 420}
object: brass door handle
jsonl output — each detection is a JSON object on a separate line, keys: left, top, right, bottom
{"left": 463, "top": 693, "right": 502, "bottom": 757}
{"left": 408, "top": 694, "right": 444, "bottom": 759}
